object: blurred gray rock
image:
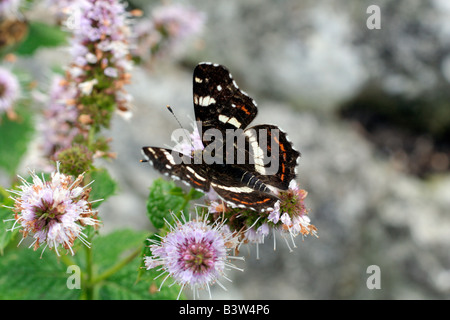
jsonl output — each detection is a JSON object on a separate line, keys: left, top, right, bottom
{"left": 100, "top": 64, "right": 450, "bottom": 299}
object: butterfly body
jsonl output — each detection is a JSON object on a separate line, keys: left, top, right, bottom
{"left": 142, "top": 63, "right": 300, "bottom": 211}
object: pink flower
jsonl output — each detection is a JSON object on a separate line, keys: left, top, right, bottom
{"left": 6, "top": 163, "right": 100, "bottom": 256}
{"left": 268, "top": 180, "right": 318, "bottom": 251}
{"left": 39, "top": 75, "right": 79, "bottom": 158}
{"left": 207, "top": 179, "right": 318, "bottom": 254}
{"left": 144, "top": 212, "right": 243, "bottom": 299}
{"left": 0, "top": 0, "right": 20, "bottom": 17}
{"left": 244, "top": 223, "right": 270, "bottom": 245}
{"left": 0, "top": 67, "right": 20, "bottom": 114}
{"left": 151, "top": 4, "right": 205, "bottom": 40}
{"left": 132, "top": 4, "right": 205, "bottom": 61}
{"left": 64, "top": 0, "right": 134, "bottom": 116}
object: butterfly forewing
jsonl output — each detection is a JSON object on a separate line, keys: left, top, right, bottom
{"left": 142, "top": 147, "right": 211, "bottom": 192}
{"left": 193, "top": 63, "right": 258, "bottom": 147}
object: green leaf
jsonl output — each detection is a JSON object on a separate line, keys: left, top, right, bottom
{"left": 146, "top": 178, "right": 188, "bottom": 229}
{"left": 97, "top": 259, "right": 182, "bottom": 300}
{"left": 0, "top": 247, "right": 82, "bottom": 299}
{"left": 88, "top": 168, "right": 118, "bottom": 208}
{"left": 14, "top": 21, "right": 68, "bottom": 56}
{"left": 188, "top": 188, "right": 205, "bottom": 201}
{"left": 0, "top": 186, "right": 18, "bottom": 255}
{"left": 92, "top": 229, "right": 180, "bottom": 300}
{"left": 0, "top": 106, "right": 34, "bottom": 175}
{"left": 0, "top": 229, "right": 181, "bottom": 299}
{"left": 92, "top": 229, "right": 146, "bottom": 274}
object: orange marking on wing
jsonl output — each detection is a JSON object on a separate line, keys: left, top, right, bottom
{"left": 274, "top": 135, "right": 286, "bottom": 152}
{"left": 273, "top": 135, "right": 287, "bottom": 161}
{"left": 231, "top": 197, "right": 271, "bottom": 205}
{"left": 280, "top": 163, "right": 286, "bottom": 181}
{"left": 240, "top": 105, "right": 251, "bottom": 115}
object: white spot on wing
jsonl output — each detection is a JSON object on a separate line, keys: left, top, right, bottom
{"left": 186, "top": 166, "right": 207, "bottom": 181}
{"left": 245, "top": 130, "right": 267, "bottom": 175}
{"left": 211, "top": 183, "right": 254, "bottom": 193}
{"left": 219, "top": 115, "right": 230, "bottom": 123}
{"left": 228, "top": 117, "right": 241, "bottom": 128}
{"left": 162, "top": 150, "right": 176, "bottom": 165}
{"left": 198, "top": 95, "right": 216, "bottom": 107}
{"left": 218, "top": 114, "right": 241, "bottom": 128}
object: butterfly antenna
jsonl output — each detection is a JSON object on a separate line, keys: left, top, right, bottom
{"left": 166, "top": 105, "right": 194, "bottom": 148}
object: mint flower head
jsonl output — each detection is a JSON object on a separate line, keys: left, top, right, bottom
{"left": 133, "top": 4, "right": 205, "bottom": 61}
{"left": 144, "top": 212, "right": 243, "bottom": 299}
{"left": 65, "top": 0, "right": 134, "bottom": 121}
{"left": 0, "top": 0, "right": 20, "bottom": 17}
{"left": 0, "top": 67, "right": 20, "bottom": 116}
{"left": 267, "top": 180, "right": 318, "bottom": 250}
{"left": 6, "top": 163, "right": 100, "bottom": 256}
{"left": 40, "top": 75, "right": 79, "bottom": 158}
{"left": 151, "top": 4, "right": 205, "bottom": 41}
{"left": 207, "top": 179, "right": 318, "bottom": 255}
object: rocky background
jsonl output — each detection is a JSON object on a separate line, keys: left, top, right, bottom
{"left": 20, "top": 0, "right": 450, "bottom": 299}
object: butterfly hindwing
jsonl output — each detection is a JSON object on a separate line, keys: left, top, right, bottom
{"left": 207, "top": 163, "right": 280, "bottom": 211}
{"left": 212, "top": 184, "right": 279, "bottom": 211}
{"left": 243, "top": 124, "right": 300, "bottom": 191}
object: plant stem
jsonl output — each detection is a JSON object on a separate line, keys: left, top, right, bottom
{"left": 59, "top": 254, "right": 77, "bottom": 268}
{"left": 90, "top": 246, "right": 141, "bottom": 285}
{"left": 84, "top": 244, "right": 95, "bottom": 300}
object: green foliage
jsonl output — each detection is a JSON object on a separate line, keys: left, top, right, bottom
{"left": 93, "top": 229, "right": 181, "bottom": 299}
{"left": 146, "top": 178, "right": 204, "bottom": 229}
{"left": 0, "top": 106, "right": 34, "bottom": 175}
{"left": 0, "top": 3, "right": 206, "bottom": 301}
{"left": 0, "top": 247, "right": 81, "bottom": 299}
{"left": 14, "top": 21, "right": 68, "bottom": 56}
{"left": 0, "top": 229, "right": 181, "bottom": 300}
{"left": 88, "top": 168, "right": 118, "bottom": 208}
{"left": 56, "top": 145, "right": 93, "bottom": 177}
{"left": 0, "top": 186, "right": 18, "bottom": 255}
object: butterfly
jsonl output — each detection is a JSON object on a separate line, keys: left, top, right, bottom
{"left": 142, "top": 62, "right": 300, "bottom": 211}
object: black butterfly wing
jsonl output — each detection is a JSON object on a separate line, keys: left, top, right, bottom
{"left": 141, "top": 147, "right": 279, "bottom": 211}
{"left": 243, "top": 124, "right": 300, "bottom": 191}
{"left": 212, "top": 184, "right": 279, "bottom": 212}
{"left": 193, "top": 63, "right": 258, "bottom": 147}
{"left": 205, "top": 124, "right": 300, "bottom": 211}
{"left": 141, "top": 147, "right": 211, "bottom": 192}
{"left": 142, "top": 63, "right": 301, "bottom": 212}
{"left": 206, "top": 163, "right": 280, "bottom": 212}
